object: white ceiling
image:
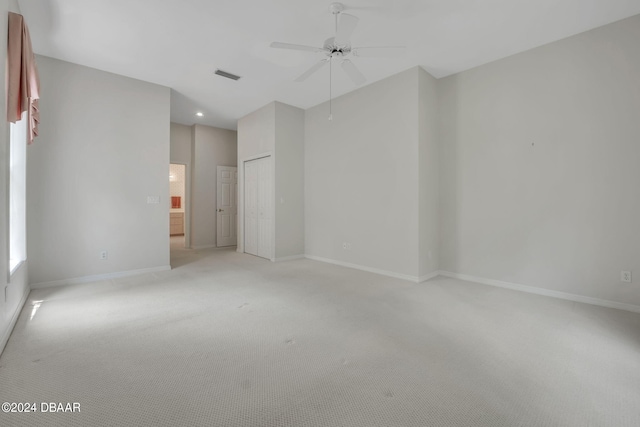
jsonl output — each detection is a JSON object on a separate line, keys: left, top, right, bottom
{"left": 18, "top": 0, "right": 640, "bottom": 130}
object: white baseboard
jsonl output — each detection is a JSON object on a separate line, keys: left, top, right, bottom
{"left": 273, "top": 254, "right": 305, "bottom": 262}
{"left": 418, "top": 271, "right": 440, "bottom": 283}
{"left": 192, "top": 245, "right": 238, "bottom": 250}
{"left": 30, "top": 265, "right": 172, "bottom": 290}
{"left": 191, "top": 244, "right": 217, "bottom": 250}
{"left": 304, "top": 255, "right": 437, "bottom": 283}
{"left": 439, "top": 271, "right": 640, "bottom": 314}
{"left": 0, "top": 287, "right": 30, "bottom": 356}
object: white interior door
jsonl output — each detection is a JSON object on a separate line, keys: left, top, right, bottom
{"left": 243, "top": 156, "right": 272, "bottom": 259}
{"left": 216, "top": 166, "right": 237, "bottom": 247}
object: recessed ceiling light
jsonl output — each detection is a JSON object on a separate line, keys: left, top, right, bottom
{"left": 196, "top": 112, "right": 204, "bottom": 117}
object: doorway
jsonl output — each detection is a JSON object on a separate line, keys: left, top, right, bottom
{"left": 169, "top": 163, "right": 186, "bottom": 249}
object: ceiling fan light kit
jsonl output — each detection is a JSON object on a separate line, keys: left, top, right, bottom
{"left": 270, "top": 2, "right": 405, "bottom": 120}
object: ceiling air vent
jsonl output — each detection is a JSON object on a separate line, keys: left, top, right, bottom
{"left": 214, "top": 69, "right": 242, "bottom": 81}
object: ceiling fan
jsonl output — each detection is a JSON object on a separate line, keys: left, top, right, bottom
{"left": 270, "top": 2, "right": 405, "bottom": 87}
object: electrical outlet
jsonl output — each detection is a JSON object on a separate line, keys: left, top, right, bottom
{"left": 621, "top": 271, "right": 632, "bottom": 283}
{"left": 100, "top": 251, "right": 108, "bottom": 260}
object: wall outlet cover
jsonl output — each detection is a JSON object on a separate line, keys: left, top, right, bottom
{"left": 621, "top": 271, "right": 632, "bottom": 283}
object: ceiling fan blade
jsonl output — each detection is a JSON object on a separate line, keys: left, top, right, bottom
{"left": 295, "top": 59, "right": 329, "bottom": 82}
{"left": 341, "top": 60, "right": 366, "bottom": 85}
{"left": 334, "top": 13, "right": 358, "bottom": 46}
{"left": 270, "top": 42, "right": 325, "bottom": 53}
{"left": 352, "top": 46, "right": 406, "bottom": 58}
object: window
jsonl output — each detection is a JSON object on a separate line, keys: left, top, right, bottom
{"left": 9, "top": 113, "right": 27, "bottom": 274}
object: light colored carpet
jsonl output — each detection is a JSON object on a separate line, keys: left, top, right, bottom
{"left": 1, "top": 246, "right": 639, "bottom": 426}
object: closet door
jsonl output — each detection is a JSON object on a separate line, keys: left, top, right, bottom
{"left": 244, "top": 159, "right": 259, "bottom": 256}
{"left": 243, "top": 156, "right": 272, "bottom": 259}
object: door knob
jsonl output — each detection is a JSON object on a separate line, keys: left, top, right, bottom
{"left": 217, "top": 209, "right": 223, "bottom": 212}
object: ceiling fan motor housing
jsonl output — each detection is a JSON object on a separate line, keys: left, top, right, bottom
{"left": 324, "top": 37, "right": 351, "bottom": 56}
{"left": 329, "top": 2, "right": 345, "bottom": 14}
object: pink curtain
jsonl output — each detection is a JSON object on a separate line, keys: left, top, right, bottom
{"left": 7, "top": 12, "right": 40, "bottom": 144}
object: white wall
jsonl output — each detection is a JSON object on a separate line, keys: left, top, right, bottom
{"left": 1, "top": 0, "right": 29, "bottom": 355}
{"left": 274, "top": 102, "right": 305, "bottom": 259}
{"left": 27, "top": 56, "right": 171, "bottom": 286}
{"left": 237, "top": 102, "right": 275, "bottom": 161}
{"left": 418, "top": 68, "right": 440, "bottom": 278}
{"left": 190, "top": 124, "right": 237, "bottom": 249}
{"left": 305, "top": 68, "right": 423, "bottom": 279}
{"left": 170, "top": 122, "right": 192, "bottom": 165}
{"left": 237, "top": 101, "right": 304, "bottom": 259}
{"left": 439, "top": 14, "right": 640, "bottom": 306}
